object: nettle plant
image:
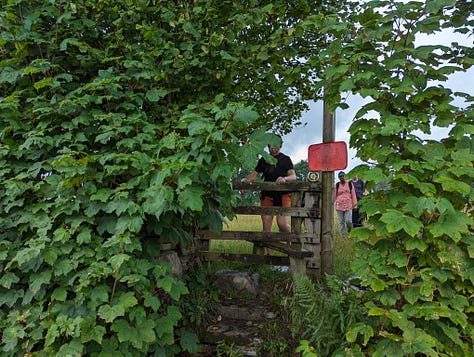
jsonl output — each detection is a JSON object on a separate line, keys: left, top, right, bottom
{"left": 304, "top": 0, "right": 473, "bottom": 355}
{"left": 0, "top": 0, "right": 339, "bottom": 355}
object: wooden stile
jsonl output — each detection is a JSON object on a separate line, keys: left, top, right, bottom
{"left": 196, "top": 181, "right": 323, "bottom": 278}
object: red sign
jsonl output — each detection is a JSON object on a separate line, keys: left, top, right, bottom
{"left": 308, "top": 141, "right": 348, "bottom": 172}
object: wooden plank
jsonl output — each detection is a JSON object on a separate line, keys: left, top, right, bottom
{"left": 303, "top": 191, "right": 323, "bottom": 267}
{"left": 199, "top": 252, "right": 290, "bottom": 266}
{"left": 291, "top": 192, "right": 303, "bottom": 235}
{"left": 263, "top": 242, "right": 314, "bottom": 258}
{"left": 232, "top": 181, "right": 321, "bottom": 192}
{"left": 305, "top": 244, "right": 322, "bottom": 270}
{"left": 235, "top": 206, "right": 320, "bottom": 218}
{"left": 290, "top": 257, "right": 307, "bottom": 275}
{"left": 197, "top": 231, "right": 320, "bottom": 244}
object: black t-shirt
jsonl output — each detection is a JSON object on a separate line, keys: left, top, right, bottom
{"left": 255, "top": 153, "right": 293, "bottom": 204}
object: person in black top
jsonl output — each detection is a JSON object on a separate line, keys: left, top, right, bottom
{"left": 351, "top": 176, "right": 366, "bottom": 227}
{"left": 245, "top": 137, "right": 296, "bottom": 233}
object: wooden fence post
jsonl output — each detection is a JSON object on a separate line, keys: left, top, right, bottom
{"left": 321, "top": 95, "right": 335, "bottom": 276}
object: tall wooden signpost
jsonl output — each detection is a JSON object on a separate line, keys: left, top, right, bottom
{"left": 321, "top": 97, "right": 335, "bottom": 275}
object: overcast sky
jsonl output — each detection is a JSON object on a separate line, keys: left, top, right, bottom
{"left": 282, "top": 28, "right": 474, "bottom": 176}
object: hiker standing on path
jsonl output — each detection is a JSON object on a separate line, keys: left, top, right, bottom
{"left": 334, "top": 171, "right": 357, "bottom": 238}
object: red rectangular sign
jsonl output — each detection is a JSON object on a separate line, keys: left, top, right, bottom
{"left": 308, "top": 141, "right": 348, "bottom": 172}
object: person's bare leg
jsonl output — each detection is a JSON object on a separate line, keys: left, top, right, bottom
{"left": 254, "top": 215, "right": 273, "bottom": 255}
{"left": 274, "top": 215, "right": 290, "bottom": 255}
{"left": 263, "top": 215, "right": 274, "bottom": 254}
{"left": 262, "top": 215, "right": 273, "bottom": 232}
{"left": 276, "top": 215, "right": 290, "bottom": 232}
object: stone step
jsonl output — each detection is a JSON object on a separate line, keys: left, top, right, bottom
{"left": 200, "top": 299, "right": 278, "bottom": 356}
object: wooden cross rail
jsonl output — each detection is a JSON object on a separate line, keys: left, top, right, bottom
{"left": 234, "top": 206, "right": 320, "bottom": 218}
{"left": 198, "top": 231, "right": 320, "bottom": 244}
{"left": 263, "top": 242, "right": 314, "bottom": 258}
{"left": 232, "top": 181, "right": 320, "bottom": 192}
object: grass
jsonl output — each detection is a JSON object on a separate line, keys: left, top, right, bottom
{"left": 209, "top": 213, "right": 356, "bottom": 280}
{"left": 210, "top": 214, "right": 282, "bottom": 254}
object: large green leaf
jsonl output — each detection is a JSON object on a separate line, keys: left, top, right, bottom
{"left": 380, "top": 210, "right": 423, "bottom": 237}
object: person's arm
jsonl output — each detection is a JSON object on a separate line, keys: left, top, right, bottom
{"left": 245, "top": 170, "right": 259, "bottom": 183}
{"left": 351, "top": 185, "right": 358, "bottom": 208}
{"left": 276, "top": 169, "right": 296, "bottom": 184}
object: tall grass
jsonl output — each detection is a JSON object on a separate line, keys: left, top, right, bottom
{"left": 211, "top": 213, "right": 356, "bottom": 279}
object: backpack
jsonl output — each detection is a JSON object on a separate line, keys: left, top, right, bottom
{"left": 336, "top": 180, "right": 353, "bottom": 195}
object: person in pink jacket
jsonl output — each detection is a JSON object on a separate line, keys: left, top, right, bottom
{"left": 334, "top": 171, "right": 358, "bottom": 238}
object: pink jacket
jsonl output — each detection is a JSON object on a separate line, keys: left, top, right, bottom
{"left": 334, "top": 181, "right": 358, "bottom": 211}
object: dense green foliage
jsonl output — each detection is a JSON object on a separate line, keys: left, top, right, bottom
{"left": 1, "top": 0, "right": 472, "bottom": 355}
{"left": 301, "top": 0, "right": 474, "bottom": 355}
{"left": 0, "top": 0, "right": 345, "bottom": 355}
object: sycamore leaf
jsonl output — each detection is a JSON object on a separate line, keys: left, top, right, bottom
{"left": 76, "top": 228, "right": 92, "bottom": 244}
{"left": 80, "top": 316, "right": 106, "bottom": 344}
{"left": 178, "top": 186, "right": 204, "bottom": 211}
{"left": 142, "top": 185, "right": 175, "bottom": 218}
{"left": 156, "top": 276, "right": 189, "bottom": 301}
{"left": 404, "top": 197, "right": 436, "bottom": 217}
{"left": 108, "top": 253, "right": 130, "bottom": 270}
{"left": 115, "top": 215, "right": 143, "bottom": 234}
{"left": 98, "top": 304, "right": 125, "bottom": 323}
{"left": 380, "top": 210, "right": 422, "bottom": 237}
{"left": 404, "top": 237, "right": 427, "bottom": 252}
{"left": 436, "top": 175, "right": 472, "bottom": 195}
{"left": 146, "top": 88, "right": 168, "bottom": 102}
{"left": 29, "top": 270, "right": 52, "bottom": 294}
{"left": 404, "top": 287, "right": 421, "bottom": 304}
{"left": 105, "top": 198, "right": 132, "bottom": 215}
{"left": 0, "top": 66, "right": 20, "bottom": 83}
{"left": 112, "top": 319, "right": 138, "bottom": 345}
{"left": 346, "top": 323, "right": 374, "bottom": 345}
{"left": 177, "top": 175, "right": 193, "bottom": 189}
{"left": 434, "top": 320, "right": 464, "bottom": 348}
{"left": 402, "top": 327, "right": 437, "bottom": 355}
{"left": 187, "top": 118, "right": 213, "bottom": 136}
{"left": 367, "top": 307, "right": 386, "bottom": 316}
{"left": 178, "top": 330, "right": 199, "bottom": 353}
{"left": 2, "top": 326, "right": 25, "bottom": 351}
{"left": 387, "top": 249, "right": 408, "bottom": 268}
{"left": 0, "top": 272, "right": 19, "bottom": 289}
{"left": 88, "top": 286, "right": 110, "bottom": 310}
{"left": 233, "top": 106, "right": 259, "bottom": 125}
{"left": 45, "top": 324, "right": 59, "bottom": 347}
{"left": 112, "top": 318, "right": 156, "bottom": 348}
{"left": 118, "top": 291, "right": 138, "bottom": 309}
{"left": 429, "top": 211, "right": 471, "bottom": 241}
{"left": 52, "top": 287, "right": 68, "bottom": 301}
{"left": 0, "top": 287, "right": 23, "bottom": 307}
{"left": 144, "top": 294, "right": 161, "bottom": 312}
{"left": 155, "top": 306, "right": 182, "bottom": 339}
{"left": 90, "top": 188, "right": 114, "bottom": 202}
{"left": 425, "top": 0, "right": 456, "bottom": 14}
{"left": 137, "top": 319, "right": 156, "bottom": 344}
